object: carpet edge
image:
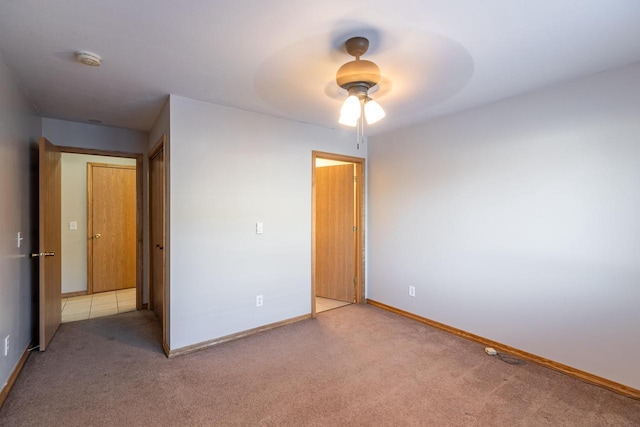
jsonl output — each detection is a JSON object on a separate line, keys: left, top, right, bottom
{"left": 0, "top": 341, "right": 32, "bottom": 409}
{"left": 366, "top": 299, "right": 640, "bottom": 401}
{"left": 167, "top": 313, "right": 312, "bottom": 358}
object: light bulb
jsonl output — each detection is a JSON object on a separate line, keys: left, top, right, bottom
{"left": 364, "top": 98, "right": 385, "bottom": 124}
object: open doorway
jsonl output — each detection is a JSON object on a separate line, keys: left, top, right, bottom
{"left": 312, "top": 151, "right": 365, "bottom": 315}
{"left": 58, "top": 149, "right": 142, "bottom": 323}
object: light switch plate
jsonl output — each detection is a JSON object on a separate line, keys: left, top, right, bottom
{"left": 256, "top": 222, "right": 264, "bottom": 234}
{"left": 69, "top": 221, "right": 78, "bottom": 230}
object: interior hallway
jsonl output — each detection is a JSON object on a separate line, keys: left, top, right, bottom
{"left": 61, "top": 288, "right": 136, "bottom": 323}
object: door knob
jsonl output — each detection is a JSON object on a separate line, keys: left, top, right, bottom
{"left": 31, "top": 251, "right": 55, "bottom": 257}
{"left": 93, "top": 233, "right": 101, "bottom": 239}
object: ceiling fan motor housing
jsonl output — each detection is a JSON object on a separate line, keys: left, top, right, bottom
{"left": 336, "top": 36, "right": 381, "bottom": 96}
{"left": 336, "top": 59, "right": 381, "bottom": 91}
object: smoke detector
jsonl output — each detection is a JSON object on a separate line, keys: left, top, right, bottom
{"left": 75, "top": 51, "right": 102, "bottom": 67}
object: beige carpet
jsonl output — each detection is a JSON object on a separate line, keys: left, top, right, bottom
{"left": 1, "top": 305, "right": 638, "bottom": 426}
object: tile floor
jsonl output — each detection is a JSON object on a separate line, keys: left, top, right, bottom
{"left": 61, "top": 288, "right": 137, "bottom": 323}
{"left": 61, "top": 292, "right": 343, "bottom": 322}
{"left": 316, "top": 296, "right": 351, "bottom": 313}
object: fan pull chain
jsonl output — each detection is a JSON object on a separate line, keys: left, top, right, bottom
{"left": 360, "top": 115, "right": 364, "bottom": 149}
{"left": 356, "top": 103, "right": 365, "bottom": 150}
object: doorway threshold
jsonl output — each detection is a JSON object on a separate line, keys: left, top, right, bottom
{"left": 316, "top": 297, "right": 351, "bottom": 313}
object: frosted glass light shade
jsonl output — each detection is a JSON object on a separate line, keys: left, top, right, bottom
{"left": 340, "top": 95, "right": 361, "bottom": 124}
{"left": 339, "top": 114, "right": 358, "bottom": 127}
{"left": 364, "top": 99, "right": 385, "bottom": 124}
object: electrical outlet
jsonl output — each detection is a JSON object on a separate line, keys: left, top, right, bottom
{"left": 256, "top": 295, "right": 263, "bottom": 307}
{"left": 408, "top": 286, "right": 416, "bottom": 297}
{"left": 4, "top": 335, "right": 9, "bottom": 356}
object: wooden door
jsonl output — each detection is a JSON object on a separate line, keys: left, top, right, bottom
{"left": 35, "top": 137, "right": 62, "bottom": 351}
{"left": 87, "top": 163, "right": 136, "bottom": 293}
{"left": 149, "top": 148, "right": 165, "bottom": 325}
{"left": 315, "top": 164, "right": 355, "bottom": 302}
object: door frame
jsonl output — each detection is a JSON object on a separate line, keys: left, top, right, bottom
{"left": 87, "top": 162, "right": 137, "bottom": 295}
{"left": 59, "top": 146, "right": 144, "bottom": 310}
{"left": 148, "top": 135, "right": 168, "bottom": 355}
{"left": 311, "top": 151, "right": 365, "bottom": 317}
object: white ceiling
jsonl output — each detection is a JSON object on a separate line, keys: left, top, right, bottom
{"left": 1, "top": 0, "right": 639, "bottom": 135}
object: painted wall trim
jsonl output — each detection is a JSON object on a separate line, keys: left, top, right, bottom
{"left": 366, "top": 299, "right": 640, "bottom": 400}
{"left": 148, "top": 134, "right": 168, "bottom": 355}
{"left": 0, "top": 342, "right": 32, "bottom": 409}
{"left": 167, "top": 314, "right": 311, "bottom": 358}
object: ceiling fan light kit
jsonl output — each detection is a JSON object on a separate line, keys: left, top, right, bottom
{"left": 336, "top": 37, "right": 385, "bottom": 129}
{"left": 339, "top": 94, "right": 361, "bottom": 126}
{"left": 364, "top": 98, "right": 385, "bottom": 124}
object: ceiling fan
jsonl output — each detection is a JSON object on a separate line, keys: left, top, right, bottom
{"left": 336, "top": 36, "right": 385, "bottom": 127}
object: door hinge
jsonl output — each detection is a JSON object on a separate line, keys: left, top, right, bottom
{"left": 353, "top": 276, "right": 357, "bottom": 285}
{"left": 353, "top": 226, "right": 357, "bottom": 232}
{"left": 354, "top": 175, "right": 357, "bottom": 183}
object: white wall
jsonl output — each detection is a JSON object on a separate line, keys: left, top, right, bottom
{"left": 0, "top": 57, "right": 41, "bottom": 390}
{"left": 60, "top": 153, "right": 137, "bottom": 294}
{"left": 168, "top": 95, "right": 365, "bottom": 349}
{"left": 42, "top": 119, "right": 150, "bottom": 302}
{"left": 367, "top": 62, "right": 640, "bottom": 389}
{"left": 42, "top": 118, "right": 148, "bottom": 153}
